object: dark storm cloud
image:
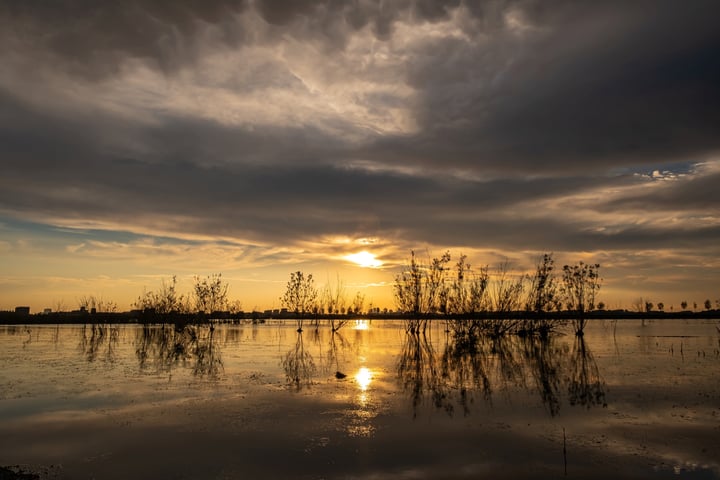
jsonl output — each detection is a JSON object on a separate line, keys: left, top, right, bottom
{"left": 5, "top": 1, "right": 719, "bottom": 172}
{"left": 373, "top": 0, "right": 720, "bottom": 174}
{"left": 0, "top": 0, "right": 250, "bottom": 78}
{"left": 0, "top": 0, "right": 719, "bottom": 258}
{"left": 0, "top": 0, "right": 461, "bottom": 79}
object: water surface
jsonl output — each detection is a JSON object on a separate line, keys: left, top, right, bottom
{"left": 1, "top": 319, "right": 718, "bottom": 479}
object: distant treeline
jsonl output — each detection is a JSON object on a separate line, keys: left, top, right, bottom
{"left": 1, "top": 309, "right": 719, "bottom": 325}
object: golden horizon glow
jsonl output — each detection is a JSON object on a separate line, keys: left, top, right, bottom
{"left": 345, "top": 251, "right": 383, "bottom": 268}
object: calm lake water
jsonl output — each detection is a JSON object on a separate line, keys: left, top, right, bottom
{"left": 1, "top": 319, "right": 719, "bottom": 479}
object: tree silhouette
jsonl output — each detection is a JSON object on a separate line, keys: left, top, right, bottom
{"left": 77, "top": 295, "right": 118, "bottom": 313}
{"left": 320, "top": 275, "right": 346, "bottom": 315}
{"left": 560, "top": 262, "right": 601, "bottom": 335}
{"left": 134, "top": 276, "right": 189, "bottom": 314}
{"left": 193, "top": 273, "right": 229, "bottom": 314}
{"left": 281, "top": 271, "right": 318, "bottom": 332}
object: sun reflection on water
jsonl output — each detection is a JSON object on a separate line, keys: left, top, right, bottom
{"left": 355, "top": 366, "right": 373, "bottom": 391}
{"left": 348, "top": 366, "right": 377, "bottom": 434}
{"left": 353, "top": 320, "right": 370, "bottom": 330}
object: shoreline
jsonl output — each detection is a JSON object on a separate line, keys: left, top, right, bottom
{"left": 1, "top": 309, "right": 719, "bottom": 325}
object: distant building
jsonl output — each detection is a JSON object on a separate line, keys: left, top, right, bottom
{"left": 15, "top": 306, "right": 30, "bottom": 315}
{"left": 43, "top": 308, "right": 52, "bottom": 314}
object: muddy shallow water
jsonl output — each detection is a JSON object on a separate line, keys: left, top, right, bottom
{"left": 1, "top": 319, "right": 719, "bottom": 479}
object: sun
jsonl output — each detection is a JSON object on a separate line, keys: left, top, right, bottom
{"left": 345, "top": 251, "right": 383, "bottom": 268}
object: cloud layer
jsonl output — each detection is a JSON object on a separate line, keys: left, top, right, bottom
{"left": 1, "top": 1, "right": 719, "bottom": 307}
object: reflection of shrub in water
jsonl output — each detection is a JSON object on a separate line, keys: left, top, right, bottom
{"left": 567, "top": 336, "right": 606, "bottom": 408}
{"left": 398, "top": 329, "right": 497, "bottom": 417}
{"left": 191, "top": 327, "right": 224, "bottom": 378}
{"left": 488, "top": 336, "right": 524, "bottom": 393}
{"left": 397, "top": 327, "right": 607, "bottom": 417}
{"left": 516, "top": 318, "right": 568, "bottom": 338}
{"left": 446, "top": 319, "right": 483, "bottom": 345}
{"left": 78, "top": 324, "right": 119, "bottom": 363}
{"left": 398, "top": 331, "right": 448, "bottom": 416}
{"left": 403, "top": 318, "right": 429, "bottom": 335}
{"left": 446, "top": 317, "right": 567, "bottom": 339}
{"left": 323, "top": 330, "right": 350, "bottom": 377}
{"left": 281, "top": 333, "right": 316, "bottom": 390}
{"left": 134, "top": 324, "right": 223, "bottom": 378}
{"left": 441, "top": 333, "right": 494, "bottom": 416}
{"left": 521, "top": 336, "right": 564, "bottom": 417}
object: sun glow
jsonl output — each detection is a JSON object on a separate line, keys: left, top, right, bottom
{"left": 345, "top": 251, "right": 382, "bottom": 268}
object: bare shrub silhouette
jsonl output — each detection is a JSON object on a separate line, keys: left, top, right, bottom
{"left": 193, "top": 273, "right": 229, "bottom": 314}
{"left": 521, "top": 253, "right": 565, "bottom": 336}
{"left": 394, "top": 251, "right": 452, "bottom": 332}
{"left": 134, "top": 276, "right": 190, "bottom": 314}
{"left": 320, "top": 274, "right": 346, "bottom": 315}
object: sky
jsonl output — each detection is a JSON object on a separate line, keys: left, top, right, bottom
{"left": 1, "top": 0, "right": 719, "bottom": 312}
